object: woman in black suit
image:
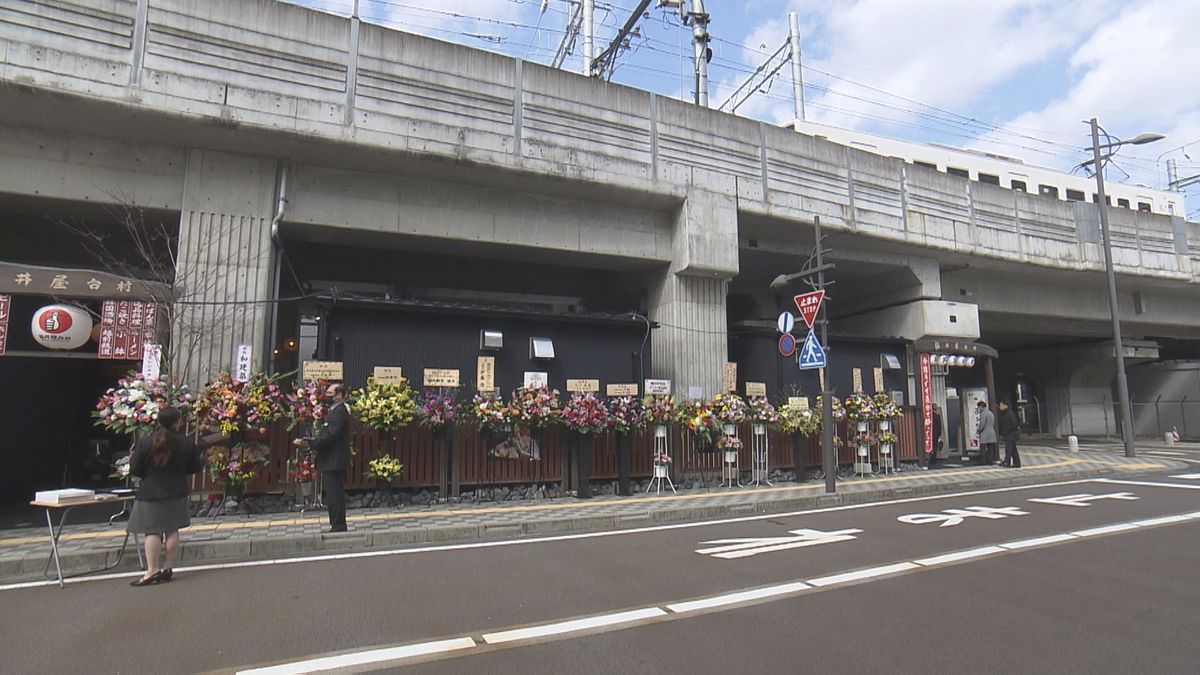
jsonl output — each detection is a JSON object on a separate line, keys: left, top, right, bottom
{"left": 127, "top": 407, "right": 204, "bottom": 587}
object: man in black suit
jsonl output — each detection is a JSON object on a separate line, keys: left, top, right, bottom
{"left": 295, "top": 383, "right": 350, "bottom": 532}
{"left": 997, "top": 400, "right": 1022, "bottom": 468}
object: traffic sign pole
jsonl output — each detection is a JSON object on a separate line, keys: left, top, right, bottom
{"left": 815, "top": 216, "right": 835, "bottom": 494}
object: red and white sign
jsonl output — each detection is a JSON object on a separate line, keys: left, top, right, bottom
{"left": 31, "top": 304, "right": 93, "bottom": 350}
{"left": 920, "top": 353, "right": 933, "bottom": 455}
{"left": 0, "top": 294, "right": 10, "bottom": 356}
{"left": 793, "top": 291, "right": 825, "bottom": 329}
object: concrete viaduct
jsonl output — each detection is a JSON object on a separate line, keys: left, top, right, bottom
{"left": 2, "top": 0, "right": 1198, "bottom": 437}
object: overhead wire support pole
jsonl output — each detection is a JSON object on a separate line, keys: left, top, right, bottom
{"left": 582, "top": 0, "right": 594, "bottom": 76}
{"left": 717, "top": 41, "right": 787, "bottom": 113}
{"left": 788, "top": 11, "right": 805, "bottom": 121}
{"left": 813, "top": 215, "right": 836, "bottom": 493}
{"left": 551, "top": 1, "right": 583, "bottom": 69}
{"left": 690, "top": 0, "right": 711, "bottom": 107}
{"left": 591, "top": 0, "right": 653, "bottom": 79}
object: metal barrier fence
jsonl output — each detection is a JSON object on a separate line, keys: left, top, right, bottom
{"left": 1059, "top": 392, "right": 1200, "bottom": 441}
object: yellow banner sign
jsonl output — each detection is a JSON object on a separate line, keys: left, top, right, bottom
{"left": 423, "top": 368, "right": 461, "bottom": 388}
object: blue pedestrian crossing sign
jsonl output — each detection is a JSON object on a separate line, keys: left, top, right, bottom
{"left": 798, "top": 330, "right": 826, "bottom": 369}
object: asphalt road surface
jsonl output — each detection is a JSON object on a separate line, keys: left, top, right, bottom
{"left": 3, "top": 472, "right": 1199, "bottom": 674}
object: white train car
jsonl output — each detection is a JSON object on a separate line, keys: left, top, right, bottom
{"left": 788, "top": 119, "right": 1184, "bottom": 217}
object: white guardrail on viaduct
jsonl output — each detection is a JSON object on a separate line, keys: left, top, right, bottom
{"left": 1, "top": 0, "right": 1197, "bottom": 282}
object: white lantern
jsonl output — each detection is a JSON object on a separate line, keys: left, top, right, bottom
{"left": 966, "top": 356, "right": 976, "bottom": 367}
{"left": 31, "top": 304, "right": 93, "bottom": 350}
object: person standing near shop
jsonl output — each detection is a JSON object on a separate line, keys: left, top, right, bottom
{"left": 997, "top": 400, "right": 1022, "bottom": 468}
{"left": 929, "top": 404, "right": 944, "bottom": 467}
{"left": 127, "top": 407, "right": 203, "bottom": 587}
{"left": 295, "top": 383, "right": 350, "bottom": 532}
{"left": 976, "top": 399, "right": 998, "bottom": 465}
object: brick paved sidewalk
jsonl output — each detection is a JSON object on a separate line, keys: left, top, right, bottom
{"left": 0, "top": 446, "right": 1180, "bottom": 583}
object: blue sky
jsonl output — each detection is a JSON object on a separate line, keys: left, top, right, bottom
{"left": 286, "top": 0, "right": 1200, "bottom": 218}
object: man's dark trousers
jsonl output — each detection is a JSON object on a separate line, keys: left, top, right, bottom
{"left": 324, "top": 470, "right": 347, "bottom": 531}
{"left": 1003, "top": 440, "right": 1021, "bottom": 468}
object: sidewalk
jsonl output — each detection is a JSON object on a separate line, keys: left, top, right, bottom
{"left": 0, "top": 445, "right": 1183, "bottom": 584}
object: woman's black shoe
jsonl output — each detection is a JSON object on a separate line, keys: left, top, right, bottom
{"left": 161, "top": 569, "right": 173, "bottom": 582}
{"left": 130, "top": 570, "right": 167, "bottom": 587}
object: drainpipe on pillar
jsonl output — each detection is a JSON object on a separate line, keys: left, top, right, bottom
{"left": 264, "top": 158, "right": 289, "bottom": 374}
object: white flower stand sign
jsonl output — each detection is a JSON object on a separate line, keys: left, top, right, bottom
{"left": 720, "top": 424, "right": 743, "bottom": 488}
{"left": 646, "top": 425, "right": 676, "bottom": 495}
{"left": 853, "top": 420, "right": 873, "bottom": 476}
{"left": 747, "top": 423, "right": 772, "bottom": 486}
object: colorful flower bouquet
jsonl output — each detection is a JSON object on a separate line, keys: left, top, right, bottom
{"left": 461, "top": 392, "right": 510, "bottom": 433}
{"left": 779, "top": 402, "right": 821, "bottom": 437}
{"left": 678, "top": 399, "right": 720, "bottom": 447}
{"left": 718, "top": 435, "right": 744, "bottom": 451}
{"left": 747, "top": 397, "right": 780, "bottom": 428}
{"left": 109, "top": 454, "right": 132, "bottom": 480}
{"left": 642, "top": 395, "right": 677, "bottom": 428}
{"left": 508, "top": 386, "right": 561, "bottom": 429}
{"left": 608, "top": 396, "right": 646, "bottom": 435}
{"left": 289, "top": 456, "right": 316, "bottom": 483}
{"left": 877, "top": 431, "right": 899, "bottom": 446}
{"left": 562, "top": 393, "right": 611, "bottom": 434}
{"left": 842, "top": 393, "right": 875, "bottom": 423}
{"left": 652, "top": 450, "right": 672, "bottom": 467}
{"left": 872, "top": 392, "right": 901, "bottom": 420}
{"left": 205, "top": 445, "right": 268, "bottom": 486}
{"left": 418, "top": 390, "right": 458, "bottom": 430}
{"left": 713, "top": 393, "right": 749, "bottom": 425}
{"left": 815, "top": 395, "right": 846, "bottom": 422}
{"left": 367, "top": 454, "right": 404, "bottom": 481}
{"left": 193, "top": 372, "right": 289, "bottom": 435}
{"left": 94, "top": 372, "right": 193, "bottom": 435}
{"left": 349, "top": 379, "right": 417, "bottom": 433}
{"left": 287, "top": 379, "right": 331, "bottom": 431}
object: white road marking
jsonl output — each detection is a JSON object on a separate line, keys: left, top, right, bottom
{"left": 666, "top": 582, "right": 812, "bottom": 614}
{"left": 1094, "top": 478, "right": 1200, "bottom": 490}
{"left": 1027, "top": 492, "right": 1138, "bottom": 507}
{"left": 1072, "top": 523, "right": 1140, "bottom": 537}
{"left": 913, "top": 546, "right": 1006, "bottom": 567}
{"left": 1129, "top": 514, "right": 1194, "bottom": 527}
{"left": 0, "top": 478, "right": 1102, "bottom": 593}
{"left": 1145, "top": 451, "right": 1187, "bottom": 456}
{"left": 998, "top": 534, "right": 1077, "bottom": 550}
{"left": 481, "top": 607, "right": 667, "bottom": 644}
{"left": 1169, "top": 473, "right": 1200, "bottom": 480}
{"left": 808, "top": 562, "right": 919, "bottom": 587}
{"left": 695, "top": 527, "right": 861, "bottom": 559}
{"left": 236, "top": 637, "right": 477, "bottom": 674}
{"left": 897, "top": 505, "right": 1029, "bottom": 528}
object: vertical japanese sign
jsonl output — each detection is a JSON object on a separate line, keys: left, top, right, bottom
{"left": 141, "top": 343, "right": 162, "bottom": 381}
{"left": 920, "top": 353, "right": 933, "bottom": 455}
{"left": 97, "top": 299, "right": 157, "bottom": 360}
{"left": 235, "top": 344, "right": 253, "bottom": 382}
{"left": 0, "top": 294, "right": 10, "bottom": 356}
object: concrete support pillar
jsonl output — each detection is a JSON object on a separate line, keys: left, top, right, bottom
{"left": 172, "top": 150, "right": 277, "bottom": 387}
{"left": 649, "top": 184, "right": 738, "bottom": 398}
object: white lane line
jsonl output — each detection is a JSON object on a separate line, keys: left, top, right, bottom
{"left": 666, "top": 582, "right": 812, "bottom": 614}
{"left": 808, "top": 562, "right": 919, "bottom": 587}
{"left": 236, "top": 637, "right": 477, "bottom": 674}
{"left": 1129, "top": 514, "right": 1195, "bottom": 527}
{"left": 1094, "top": 478, "right": 1200, "bottom": 490}
{"left": 1145, "top": 451, "right": 1186, "bottom": 456}
{"left": 999, "top": 534, "right": 1077, "bottom": 550}
{"left": 0, "top": 479, "right": 1101, "bottom": 593}
{"left": 1072, "top": 523, "right": 1140, "bottom": 537}
{"left": 913, "top": 546, "right": 1005, "bottom": 567}
{"left": 1170, "top": 473, "right": 1200, "bottom": 479}
{"left": 482, "top": 607, "right": 666, "bottom": 644}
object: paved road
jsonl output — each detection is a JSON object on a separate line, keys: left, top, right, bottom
{"left": 3, "top": 471, "right": 1199, "bottom": 674}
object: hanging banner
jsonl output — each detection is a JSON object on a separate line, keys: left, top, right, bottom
{"left": 0, "top": 294, "right": 10, "bottom": 356}
{"left": 97, "top": 300, "right": 157, "bottom": 360}
{"left": 141, "top": 343, "right": 162, "bottom": 381}
{"left": 920, "top": 353, "right": 933, "bottom": 455}
{"left": 31, "top": 304, "right": 93, "bottom": 350}
{"left": 235, "top": 344, "right": 253, "bottom": 382}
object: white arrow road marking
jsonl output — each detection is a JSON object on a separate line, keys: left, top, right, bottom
{"left": 1027, "top": 492, "right": 1139, "bottom": 507}
{"left": 696, "top": 527, "right": 862, "bottom": 559}
{"left": 897, "top": 505, "right": 1029, "bottom": 528}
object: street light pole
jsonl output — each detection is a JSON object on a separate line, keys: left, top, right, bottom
{"left": 1089, "top": 117, "right": 1136, "bottom": 457}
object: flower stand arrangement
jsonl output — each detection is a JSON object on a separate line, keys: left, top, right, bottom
{"left": 718, "top": 432, "right": 743, "bottom": 488}
{"left": 193, "top": 372, "right": 290, "bottom": 506}
{"left": 873, "top": 393, "right": 901, "bottom": 474}
{"left": 94, "top": 371, "right": 195, "bottom": 436}
{"left": 842, "top": 393, "right": 877, "bottom": 476}
{"left": 562, "top": 393, "right": 611, "bottom": 498}
{"left": 289, "top": 455, "right": 317, "bottom": 507}
{"left": 350, "top": 378, "right": 418, "bottom": 440}
{"left": 608, "top": 395, "right": 646, "bottom": 496}
{"left": 648, "top": 449, "right": 676, "bottom": 495}
{"left": 779, "top": 398, "right": 820, "bottom": 482}
{"left": 419, "top": 390, "right": 459, "bottom": 500}
{"left": 367, "top": 455, "right": 404, "bottom": 504}
{"left": 746, "top": 397, "right": 779, "bottom": 486}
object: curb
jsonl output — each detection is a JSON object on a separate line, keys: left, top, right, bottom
{"left": 0, "top": 463, "right": 1167, "bottom": 583}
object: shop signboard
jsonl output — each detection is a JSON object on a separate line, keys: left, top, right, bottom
{"left": 920, "top": 353, "right": 933, "bottom": 454}
{"left": 566, "top": 379, "right": 599, "bottom": 393}
{"left": 476, "top": 357, "right": 495, "bottom": 392}
{"left": 98, "top": 300, "right": 157, "bottom": 360}
{"left": 607, "top": 383, "right": 638, "bottom": 396}
{"left": 373, "top": 366, "right": 403, "bottom": 385}
{"left": 0, "top": 294, "right": 9, "bottom": 356}
{"left": 745, "top": 382, "right": 767, "bottom": 398}
{"left": 424, "top": 368, "right": 460, "bottom": 388}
